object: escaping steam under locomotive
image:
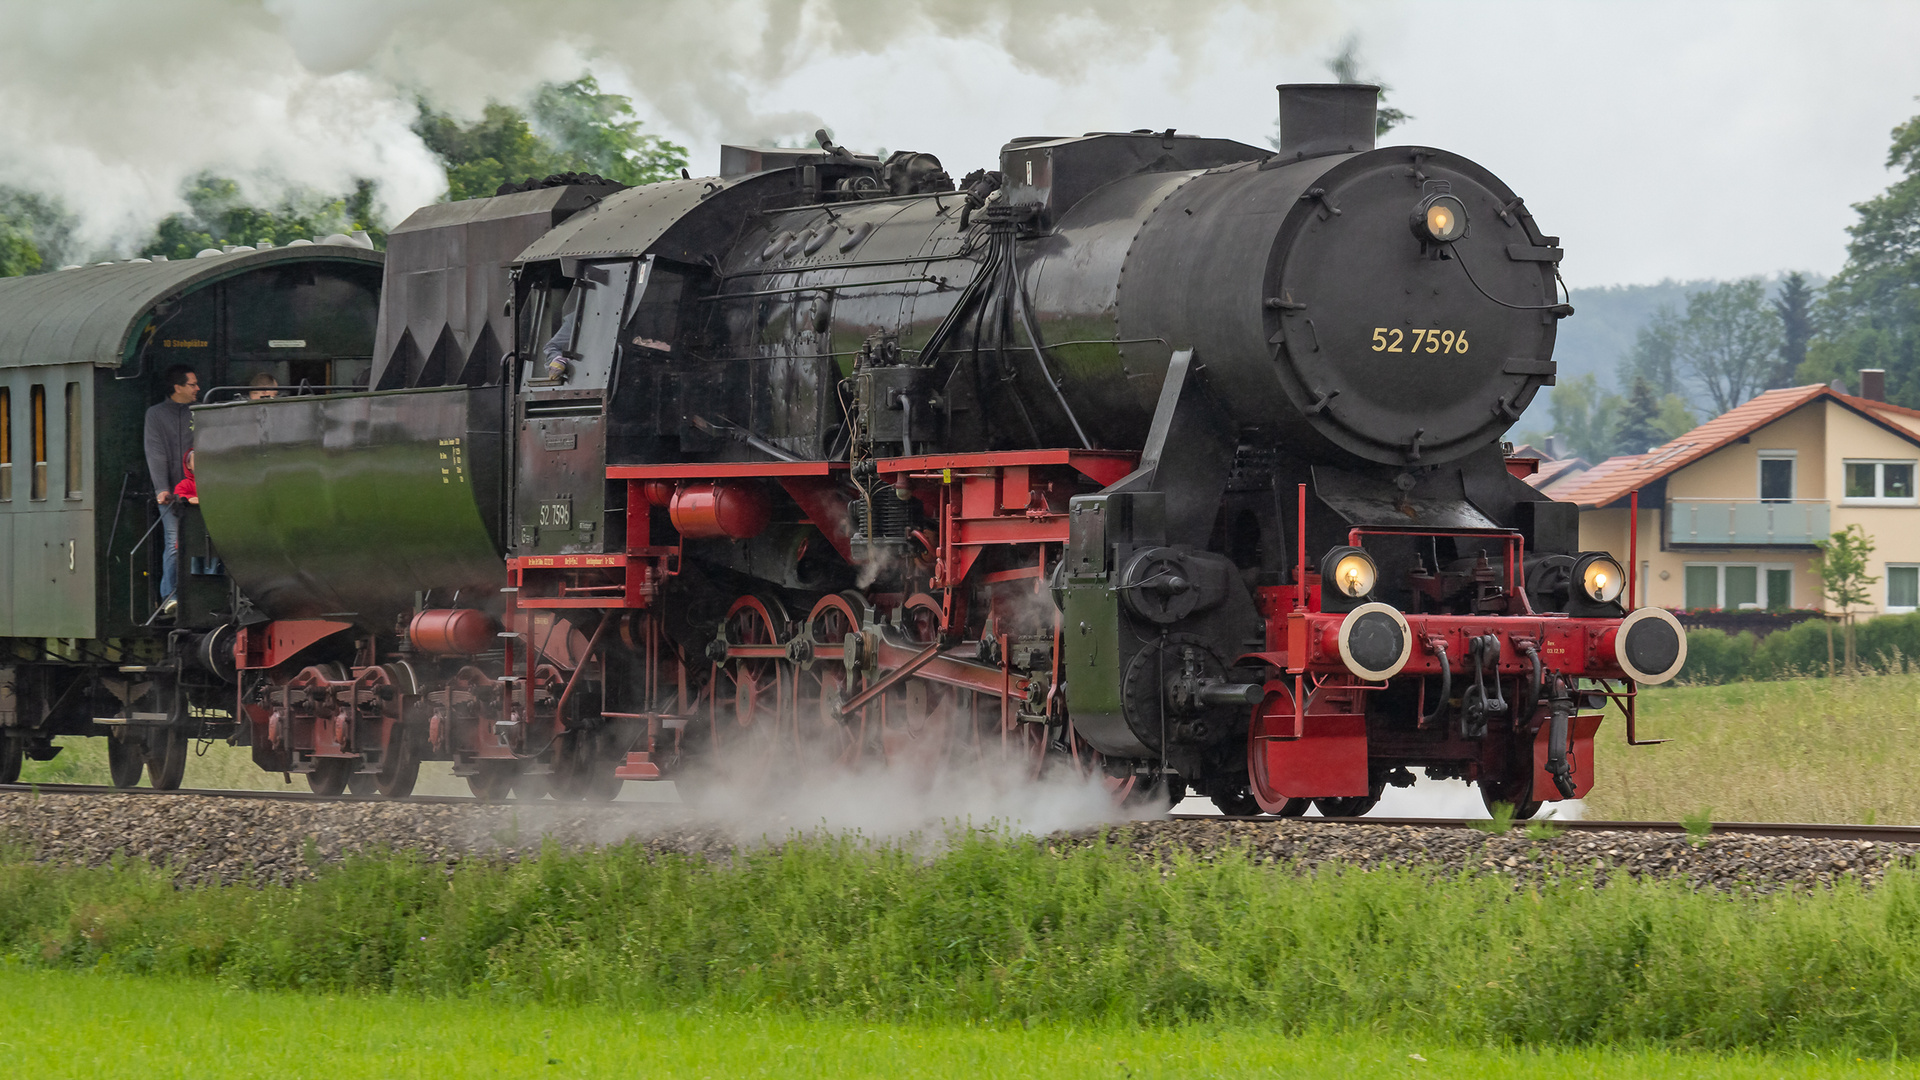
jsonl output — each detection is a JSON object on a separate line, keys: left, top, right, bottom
{"left": 0, "top": 84, "right": 1686, "bottom": 814}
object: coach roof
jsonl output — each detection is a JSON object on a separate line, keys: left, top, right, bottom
{"left": 0, "top": 244, "right": 384, "bottom": 371}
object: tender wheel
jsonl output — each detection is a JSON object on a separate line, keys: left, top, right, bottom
{"left": 146, "top": 726, "right": 188, "bottom": 791}
{"left": 307, "top": 758, "right": 353, "bottom": 796}
{"left": 107, "top": 735, "right": 146, "bottom": 789}
{"left": 0, "top": 737, "right": 22, "bottom": 784}
{"left": 346, "top": 771, "right": 378, "bottom": 796}
{"left": 376, "top": 737, "right": 420, "bottom": 798}
{"left": 1272, "top": 797, "right": 1311, "bottom": 817}
{"left": 511, "top": 770, "right": 551, "bottom": 800}
{"left": 466, "top": 761, "right": 516, "bottom": 800}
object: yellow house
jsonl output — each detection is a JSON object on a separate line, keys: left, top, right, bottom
{"left": 1550, "top": 378, "right": 1920, "bottom": 618}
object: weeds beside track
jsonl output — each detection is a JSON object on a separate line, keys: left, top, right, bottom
{"left": 3, "top": 830, "right": 1920, "bottom": 1055}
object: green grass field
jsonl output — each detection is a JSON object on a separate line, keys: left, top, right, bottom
{"left": 0, "top": 966, "right": 1902, "bottom": 1080}
{"left": 1589, "top": 673, "right": 1920, "bottom": 824}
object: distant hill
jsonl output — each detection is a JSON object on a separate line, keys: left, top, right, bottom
{"left": 1519, "top": 274, "right": 1824, "bottom": 430}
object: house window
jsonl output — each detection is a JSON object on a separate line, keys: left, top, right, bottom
{"left": 1889, "top": 565, "right": 1920, "bottom": 613}
{"left": 1683, "top": 562, "right": 1794, "bottom": 610}
{"left": 1759, "top": 451, "right": 1796, "bottom": 502}
{"left": 1843, "top": 459, "right": 1917, "bottom": 504}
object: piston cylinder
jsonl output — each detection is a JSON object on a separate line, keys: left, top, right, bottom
{"left": 669, "top": 481, "right": 772, "bottom": 540}
{"left": 410, "top": 608, "right": 499, "bottom": 656}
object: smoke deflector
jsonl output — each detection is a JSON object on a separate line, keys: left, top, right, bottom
{"left": 1274, "top": 83, "right": 1379, "bottom": 160}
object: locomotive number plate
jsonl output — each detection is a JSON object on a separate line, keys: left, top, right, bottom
{"left": 1371, "top": 327, "right": 1470, "bottom": 354}
{"left": 538, "top": 501, "right": 573, "bottom": 528}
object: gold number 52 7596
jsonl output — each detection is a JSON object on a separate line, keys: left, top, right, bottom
{"left": 1371, "top": 327, "right": 1469, "bottom": 354}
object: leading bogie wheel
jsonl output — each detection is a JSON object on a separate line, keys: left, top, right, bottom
{"left": 466, "top": 761, "right": 516, "bottom": 800}
{"left": 346, "top": 771, "right": 378, "bottom": 796}
{"left": 1210, "top": 786, "right": 1262, "bottom": 817}
{"left": 1311, "top": 795, "right": 1379, "bottom": 818}
{"left": 1479, "top": 774, "right": 1543, "bottom": 821}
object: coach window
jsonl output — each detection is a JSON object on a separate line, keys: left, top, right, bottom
{"left": 64, "top": 382, "right": 82, "bottom": 498}
{"left": 1843, "top": 459, "right": 1917, "bottom": 505}
{"left": 29, "top": 383, "right": 46, "bottom": 501}
{"left": 0, "top": 386, "right": 11, "bottom": 501}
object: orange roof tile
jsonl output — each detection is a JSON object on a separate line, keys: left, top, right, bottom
{"left": 1550, "top": 385, "right": 1830, "bottom": 508}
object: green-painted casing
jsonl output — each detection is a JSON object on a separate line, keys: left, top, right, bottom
{"left": 193, "top": 386, "right": 505, "bottom": 625}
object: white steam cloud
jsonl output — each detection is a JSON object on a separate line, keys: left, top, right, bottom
{"left": 0, "top": 0, "right": 1326, "bottom": 257}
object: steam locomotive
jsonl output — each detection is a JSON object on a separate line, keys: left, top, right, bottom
{"left": 2, "top": 84, "right": 1686, "bottom": 814}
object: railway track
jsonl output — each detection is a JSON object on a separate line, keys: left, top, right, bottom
{"left": 1, "top": 782, "right": 1910, "bottom": 843}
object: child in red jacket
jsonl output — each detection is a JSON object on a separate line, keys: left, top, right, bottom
{"left": 173, "top": 450, "right": 198, "bottom": 504}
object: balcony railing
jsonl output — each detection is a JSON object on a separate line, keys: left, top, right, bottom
{"left": 1667, "top": 499, "right": 1830, "bottom": 546}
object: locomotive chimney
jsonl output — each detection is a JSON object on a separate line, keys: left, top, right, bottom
{"left": 1274, "top": 83, "right": 1379, "bottom": 160}
{"left": 1860, "top": 368, "right": 1886, "bottom": 401}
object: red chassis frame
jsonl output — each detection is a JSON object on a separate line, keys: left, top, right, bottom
{"left": 500, "top": 449, "right": 1141, "bottom": 779}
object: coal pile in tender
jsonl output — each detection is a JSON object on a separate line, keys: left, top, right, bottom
{"left": 1, "top": 792, "right": 1915, "bottom": 893}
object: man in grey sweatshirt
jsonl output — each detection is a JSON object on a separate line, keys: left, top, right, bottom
{"left": 143, "top": 364, "right": 199, "bottom": 617}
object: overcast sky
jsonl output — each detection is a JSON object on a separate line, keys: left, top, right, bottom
{"left": 3, "top": 0, "right": 1915, "bottom": 288}
{"left": 683, "top": 0, "right": 1920, "bottom": 288}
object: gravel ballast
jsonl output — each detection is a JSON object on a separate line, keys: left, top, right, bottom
{"left": 1, "top": 791, "right": 1914, "bottom": 891}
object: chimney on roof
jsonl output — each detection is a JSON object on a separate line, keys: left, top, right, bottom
{"left": 1543, "top": 434, "right": 1559, "bottom": 459}
{"left": 1861, "top": 368, "right": 1887, "bottom": 402}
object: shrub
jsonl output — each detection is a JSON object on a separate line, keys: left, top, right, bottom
{"left": 1676, "top": 628, "right": 1757, "bottom": 685}
{"left": 1676, "top": 612, "right": 1920, "bottom": 683}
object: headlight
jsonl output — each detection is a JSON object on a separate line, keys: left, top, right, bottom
{"left": 1321, "top": 546, "right": 1377, "bottom": 599}
{"left": 1576, "top": 554, "right": 1625, "bottom": 604}
{"left": 1411, "top": 193, "right": 1468, "bottom": 244}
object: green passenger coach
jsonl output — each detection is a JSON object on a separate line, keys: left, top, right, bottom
{"left": 0, "top": 242, "right": 383, "bottom": 785}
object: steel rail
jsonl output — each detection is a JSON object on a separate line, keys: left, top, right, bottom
{"left": 0, "top": 782, "right": 676, "bottom": 809}
{"left": 1169, "top": 814, "right": 1920, "bottom": 843}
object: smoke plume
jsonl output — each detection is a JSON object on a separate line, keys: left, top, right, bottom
{"left": 0, "top": 0, "right": 1324, "bottom": 257}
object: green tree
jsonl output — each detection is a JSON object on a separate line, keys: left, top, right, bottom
{"left": 1811, "top": 523, "right": 1879, "bottom": 674}
{"left": 139, "top": 175, "right": 382, "bottom": 261}
{"left": 1623, "top": 306, "right": 1683, "bottom": 396}
{"left": 1610, "top": 377, "right": 1667, "bottom": 456}
{"left": 0, "top": 219, "right": 36, "bottom": 277}
{"left": 1802, "top": 109, "right": 1920, "bottom": 402}
{"left": 0, "top": 188, "right": 77, "bottom": 276}
{"left": 1675, "top": 278, "right": 1784, "bottom": 414}
{"left": 531, "top": 77, "right": 688, "bottom": 186}
{"left": 1539, "top": 372, "right": 1623, "bottom": 462}
{"left": 1652, "top": 392, "right": 1698, "bottom": 441}
{"left": 415, "top": 77, "right": 688, "bottom": 201}
{"left": 1770, "top": 271, "right": 1814, "bottom": 388}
